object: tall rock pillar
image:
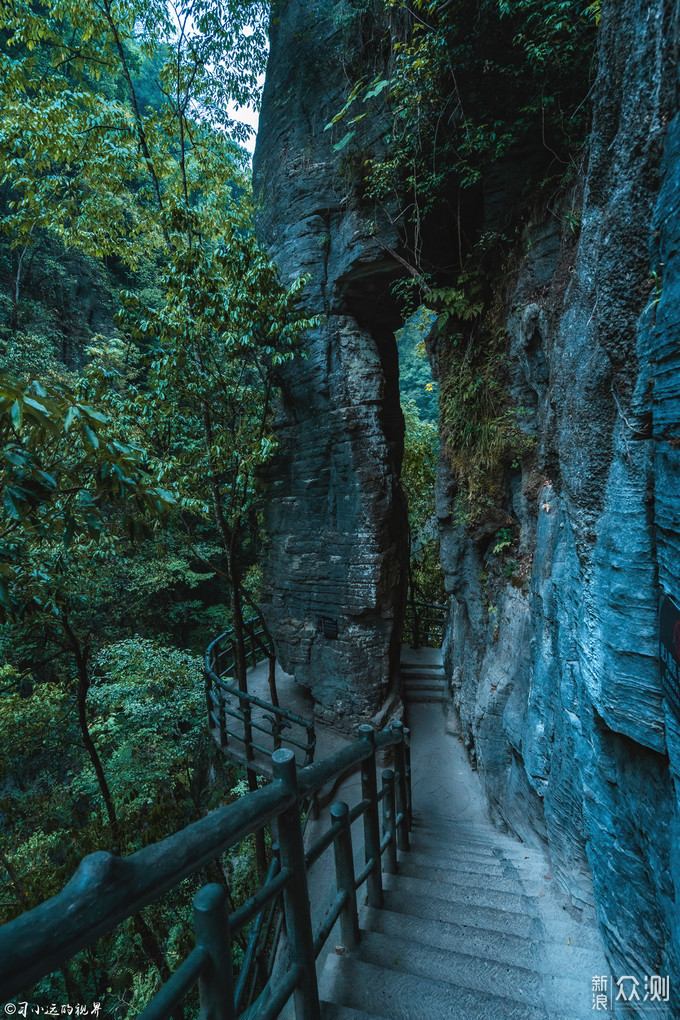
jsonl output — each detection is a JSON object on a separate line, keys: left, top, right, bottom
{"left": 253, "top": 0, "right": 409, "bottom": 724}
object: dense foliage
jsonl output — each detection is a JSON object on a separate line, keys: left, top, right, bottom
{"left": 0, "top": 0, "right": 313, "bottom": 1012}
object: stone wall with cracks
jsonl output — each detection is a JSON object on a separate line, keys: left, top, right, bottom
{"left": 435, "top": 0, "right": 680, "bottom": 1006}
{"left": 253, "top": 0, "right": 410, "bottom": 726}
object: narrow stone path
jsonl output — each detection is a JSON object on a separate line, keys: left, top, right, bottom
{"left": 317, "top": 651, "right": 609, "bottom": 1019}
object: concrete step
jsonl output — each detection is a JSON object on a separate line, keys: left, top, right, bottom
{"left": 409, "top": 837, "right": 546, "bottom": 873}
{"left": 403, "top": 677, "right": 445, "bottom": 685}
{"left": 402, "top": 672, "right": 447, "bottom": 703}
{"left": 411, "top": 826, "right": 547, "bottom": 864}
{"left": 403, "top": 678, "right": 446, "bottom": 687}
{"left": 404, "top": 691, "right": 447, "bottom": 704}
{"left": 360, "top": 904, "right": 600, "bottom": 982}
{"left": 403, "top": 677, "right": 446, "bottom": 688}
{"left": 400, "top": 661, "right": 445, "bottom": 672}
{"left": 382, "top": 871, "right": 538, "bottom": 917}
{"left": 401, "top": 669, "right": 446, "bottom": 680}
{"left": 396, "top": 855, "right": 538, "bottom": 895}
{"left": 319, "top": 952, "right": 555, "bottom": 1020}
{"left": 354, "top": 927, "right": 543, "bottom": 1007}
{"left": 320, "top": 1003, "right": 390, "bottom": 1020}
{"left": 381, "top": 886, "right": 542, "bottom": 939}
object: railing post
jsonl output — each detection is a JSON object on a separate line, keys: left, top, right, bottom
{"left": 205, "top": 672, "right": 212, "bottom": 730}
{"left": 382, "top": 769, "right": 397, "bottom": 874}
{"left": 403, "top": 726, "right": 413, "bottom": 831}
{"left": 330, "top": 802, "right": 360, "bottom": 950}
{"left": 305, "top": 723, "right": 317, "bottom": 767}
{"left": 392, "top": 722, "right": 410, "bottom": 851}
{"left": 271, "top": 748, "right": 320, "bottom": 1020}
{"left": 194, "top": 884, "right": 235, "bottom": 1020}
{"left": 411, "top": 597, "right": 421, "bottom": 650}
{"left": 358, "top": 724, "right": 383, "bottom": 908}
{"left": 250, "top": 622, "right": 258, "bottom": 667}
{"left": 243, "top": 698, "right": 253, "bottom": 752}
{"left": 218, "top": 691, "right": 227, "bottom": 750}
{"left": 272, "top": 715, "right": 282, "bottom": 752}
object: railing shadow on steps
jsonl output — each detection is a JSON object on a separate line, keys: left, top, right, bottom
{"left": 206, "top": 618, "right": 316, "bottom": 774}
{"left": 0, "top": 721, "right": 412, "bottom": 1020}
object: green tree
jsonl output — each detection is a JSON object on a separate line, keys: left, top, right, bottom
{"left": 0, "top": 0, "right": 315, "bottom": 918}
{"left": 400, "top": 396, "right": 445, "bottom": 615}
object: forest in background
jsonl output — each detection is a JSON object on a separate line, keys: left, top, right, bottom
{"left": 0, "top": 0, "right": 318, "bottom": 1010}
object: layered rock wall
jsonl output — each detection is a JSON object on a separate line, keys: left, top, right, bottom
{"left": 436, "top": 0, "right": 680, "bottom": 1002}
{"left": 253, "top": 0, "right": 409, "bottom": 722}
{"left": 255, "top": 0, "right": 680, "bottom": 996}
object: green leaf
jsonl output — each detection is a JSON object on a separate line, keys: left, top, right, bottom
{"left": 82, "top": 424, "right": 100, "bottom": 450}
{"left": 64, "top": 406, "right": 79, "bottom": 432}
{"left": 363, "top": 78, "right": 390, "bottom": 101}
{"left": 3, "top": 488, "right": 23, "bottom": 521}
{"left": 333, "top": 130, "right": 355, "bottom": 152}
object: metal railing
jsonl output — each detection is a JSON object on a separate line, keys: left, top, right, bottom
{"left": 206, "top": 618, "right": 316, "bottom": 772}
{"left": 0, "top": 721, "right": 412, "bottom": 1020}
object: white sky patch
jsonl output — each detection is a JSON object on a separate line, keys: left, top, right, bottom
{"left": 163, "top": 6, "right": 265, "bottom": 158}
{"left": 228, "top": 75, "right": 264, "bottom": 157}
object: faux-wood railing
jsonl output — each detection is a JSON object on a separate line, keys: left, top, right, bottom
{"left": 403, "top": 599, "right": 447, "bottom": 649}
{"left": 206, "top": 618, "right": 316, "bottom": 771}
{"left": 0, "top": 721, "right": 412, "bottom": 1020}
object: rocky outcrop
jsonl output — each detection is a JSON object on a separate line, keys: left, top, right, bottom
{"left": 255, "top": 0, "right": 680, "bottom": 999}
{"left": 253, "top": 1, "right": 409, "bottom": 723}
{"left": 437, "top": 0, "right": 680, "bottom": 1006}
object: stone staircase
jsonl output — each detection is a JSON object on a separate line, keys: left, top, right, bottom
{"left": 316, "top": 691, "right": 607, "bottom": 1020}
{"left": 401, "top": 656, "right": 447, "bottom": 705}
{"left": 318, "top": 813, "right": 606, "bottom": 1019}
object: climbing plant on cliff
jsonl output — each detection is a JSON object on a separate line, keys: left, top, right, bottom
{"left": 328, "top": 0, "right": 597, "bottom": 216}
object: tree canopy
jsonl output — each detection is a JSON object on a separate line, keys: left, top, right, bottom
{"left": 0, "top": 1, "right": 316, "bottom": 1011}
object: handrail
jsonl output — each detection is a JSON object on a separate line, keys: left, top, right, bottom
{"left": 206, "top": 618, "right": 316, "bottom": 770}
{"left": 0, "top": 781, "right": 293, "bottom": 997}
{"left": 233, "top": 851, "right": 280, "bottom": 1012}
{"left": 0, "top": 720, "right": 411, "bottom": 1016}
{"left": 403, "top": 598, "right": 447, "bottom": 649}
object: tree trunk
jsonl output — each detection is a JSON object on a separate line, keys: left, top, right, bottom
{"left": 63, "top": 621, "right": 122, "bottom": 854}
{"left": 239, "top": 584, "right": 279, "bottom": 707}
{"left": 229, "top": 548, "right": 248, "bottom": 696}
{"left": 101, "top": 0, "right": 169, "bottom": 244}
{"left": 132, "top": 914, "right": 185, "bottom": 1020}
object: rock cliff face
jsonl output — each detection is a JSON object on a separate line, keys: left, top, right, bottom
{"left": 253, "top": 1, "right": 409, "bottom": 723}
{"left": 255, "top": 0, "right": 680, "bottom": 999}
{"left": 436, "top": 0, "right": 680, "bottom": 1004}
